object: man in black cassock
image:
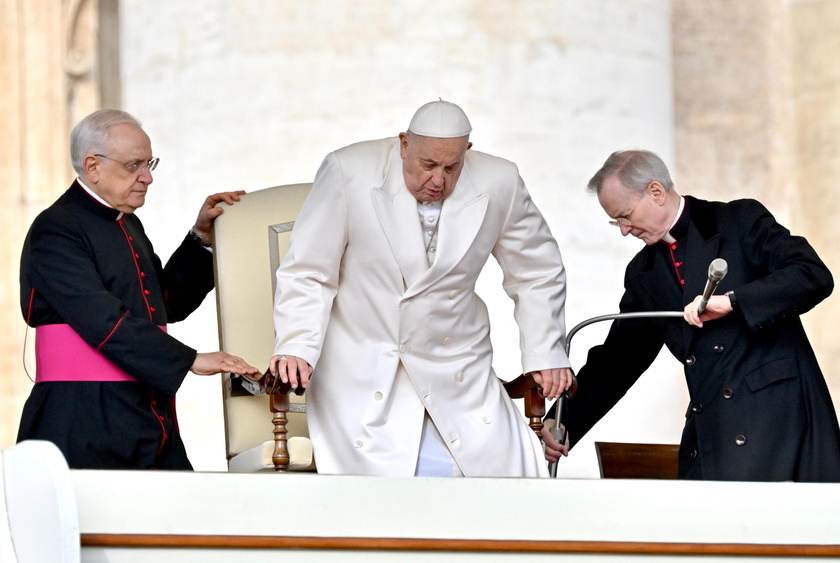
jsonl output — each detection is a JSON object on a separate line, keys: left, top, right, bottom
{"left": 18, "top": 109, "right": 258, "bottom": 470}
{"left": 544, "top": 149, "right": 840, "bottom": 482}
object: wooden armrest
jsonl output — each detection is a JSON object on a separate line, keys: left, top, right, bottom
{"left": 260, "top": 368, "right": 305, "bottom": 472}
{"left": 503, "top": 373, "right": 538, "bottom": 399}
{"left": 262, "top": 368, "right": 306, "bottom": 396}
{"left": 503, "top": 373, "right": 546, "bottom": 439}
{"left": 502, "top": 373, "right": 578, "bottom": 441}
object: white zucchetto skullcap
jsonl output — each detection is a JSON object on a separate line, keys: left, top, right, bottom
{"left": 407, "top": 99, "right": 472, "bottom": 138}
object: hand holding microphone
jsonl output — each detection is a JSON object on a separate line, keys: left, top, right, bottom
{"left": 698, "top": 258, "right": 728, "bottom": 314}
{"left": 685, "top": 258, "right": 729, "bottom": 327}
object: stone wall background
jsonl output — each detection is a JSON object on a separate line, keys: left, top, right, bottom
{"left": 2, "top": 0, "right": 837, "bottom": 478}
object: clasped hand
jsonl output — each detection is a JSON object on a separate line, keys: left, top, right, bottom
{"left": 683, "top": 294, "right": 733, "bottom": 328}
{"left": 530, "top": 367, "right": 574, "bottom": 399}
{"left": 267, "top": 354, "right": 313, "bottom": 391}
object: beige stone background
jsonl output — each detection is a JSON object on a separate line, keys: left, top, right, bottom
{"left": 2, "top": 0, "right": 838, "bottom": 478}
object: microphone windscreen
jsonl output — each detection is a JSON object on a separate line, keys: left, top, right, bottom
{"left": 709, "top": 258, "right": 728, "bottom": 281}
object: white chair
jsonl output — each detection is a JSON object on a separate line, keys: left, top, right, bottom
{"left": 213, "top": 183, "right": 316, "bottom": 472}
{"left": 1, "top": 440, "right": 80, "bottom": 562}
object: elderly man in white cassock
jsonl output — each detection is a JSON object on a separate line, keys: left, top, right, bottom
{"left": 265, "top": 100, "right": 573, "bottom": 477}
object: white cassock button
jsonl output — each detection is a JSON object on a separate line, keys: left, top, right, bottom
{"left": 442, "top": 337, "right": 451, "bottom": 345}
{"left": 449, "top": 291, "right": 457, "bottom": 299}
{"left": 456, "top": 372, "right": 464, "bottom": 382}
{"left": 374, "top": 391, "right": 383, "bottom": 400}
{"left": 483, "top": 417, "right": 491, "bottom": 424}
{"left": 354, "top": 440, "right": 363, "bottom": 448}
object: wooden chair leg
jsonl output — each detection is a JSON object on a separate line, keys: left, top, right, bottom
{"left": 270, "top": 393, "right": 290, "bottom": 472}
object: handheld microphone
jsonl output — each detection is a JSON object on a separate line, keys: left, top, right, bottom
{"left": 698, "top": 258, "right": 728, "bottom": 314}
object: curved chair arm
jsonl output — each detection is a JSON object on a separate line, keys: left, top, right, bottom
{"left": 549, "top": 311, "right": 683, "bottom": 478}
{"left": 262, "top": 368, "right": 307, "bottom": 397}
{"left": 503, "top": 373, "right": 546, "bottom": 440}
{"left": 502, "top": 372, "right": 578, "bottom": 443}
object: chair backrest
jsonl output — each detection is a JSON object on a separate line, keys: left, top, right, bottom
{"left": 213, "top": 183, "right": 313, "bottom": 463}
{"left": 595, "top": 441, "right": 680, "bottom": 479}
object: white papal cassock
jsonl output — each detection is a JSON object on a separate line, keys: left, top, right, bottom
{"left": 273, "top": 136, "right": 570, "bottom": 477}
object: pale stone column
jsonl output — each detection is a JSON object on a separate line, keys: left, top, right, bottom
{"left": 789, "top": 0, "right": 840, "bottom": 387}
{"left": 672, "top": 0, "right": 795, "bottom": 212}
{"left": 0, "top": 0, "right": 69, "bottom": 450}
{"left": 672, "top": 0, "right": 839, "bottom": 399}
{"left": 0, "top": 0, "right": 120, "bottom": 448}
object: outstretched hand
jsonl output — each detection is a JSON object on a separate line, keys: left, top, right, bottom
{"left": 192, "top": 351, "right": 259, "bottom": 377}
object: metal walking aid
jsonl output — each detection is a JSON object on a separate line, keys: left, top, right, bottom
{"left": 547, "top": 310, "right": 684, "bottom": 478}
{"left": 545, "top": 257, "right": 729, "bottom": 476}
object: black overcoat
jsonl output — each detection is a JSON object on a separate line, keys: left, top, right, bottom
{"left": 17, "top": 182, "right": 214, "bottom": 470}
{"left": 567, "top": 196, "right": 840, "bottom": 481}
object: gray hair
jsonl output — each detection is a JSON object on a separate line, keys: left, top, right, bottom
{"left": 587, "top": 150, "right": 674, "bottom": 195}
{"left": 70, "top": 109, "right": 142, "bottom": 175}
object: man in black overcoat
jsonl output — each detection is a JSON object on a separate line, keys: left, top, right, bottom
{"left": 544, "top": 149, "right": 840, "bottom": 481}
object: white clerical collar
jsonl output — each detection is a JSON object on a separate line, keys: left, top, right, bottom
{"left": 661, "top": 196, "right": 685, "bottom": 244}
{"left": 77, "top": 178, "right": 124, "bottom": 220}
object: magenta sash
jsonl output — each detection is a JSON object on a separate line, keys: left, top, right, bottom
{"left": 35, "top": 324, "right": 166, "bottom": 383}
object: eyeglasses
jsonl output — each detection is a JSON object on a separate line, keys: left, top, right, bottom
{"left": 608, "top": 190, "right": 647, "bottom": 227}
{"left": 95, "top": 154, "right": 159, "bottom": 174}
